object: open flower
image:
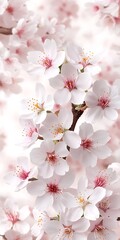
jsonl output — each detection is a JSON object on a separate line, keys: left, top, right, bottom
{"left": 0, "top": 199, "right": 30, "bottom": 235}
{"left": 27, "top": 172, "right": 75, "bottom": 212}
{"left": 30, "top": 141, "right": 69, "bottom": 178}
{"left": 49, "top": 63, "right": 92, "bottom": 105}
{"left": 4, "top": 157, "right": 38, "bottom": 191}
{"left": 70, "top": 122, "right": 111, "bottom": 167}
{"left": 21, "top": 83, "right": 54, "bottom": 124}
{"left": 27, "top": 39, "right": 65, "bottom": 79}
{"left": 85, "top": 80, "right": 120, "bottom": 121}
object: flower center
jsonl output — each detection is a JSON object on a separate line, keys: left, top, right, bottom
{"left": 16, "top": 166, "right": 30, "bottom": 180}
{"left": 47, "top": 151, "right": 57, "bottom": 164}
{"left": 98, "top": 96, "right": 110, "bottom": 109}
{"left": 6, "top": 212, "right": 18, "bottom": 224}
{"left": 94, "top": 176, "right": 107, "bottom": 188}
{"left": 64, "top": 79, "right": 76, "bottom": 91}
{"left": 47, "top": 183, "right": 60, "bottom": 194}
{"left": 64, "top": 225, "right": 73, "bottom": 237}
{"left": 27, "top": 98, "right": 44, "bottom": 114}
{"left": 94, "top": 5, "right": 100, "bottom": 12}
{"left": 81, "top": 139, "right": 93, "bottom": 149}
{"left": 42, "top": 57, "right": 52, "bottom": 69}
{"left": 26, "top": 127, "right": 37, "bottom": 137}
{"left": 6, "top": 6, "right": 14, "bottom": 14}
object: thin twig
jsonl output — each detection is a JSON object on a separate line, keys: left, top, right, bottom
{"left": 0, "top": 26, "right": 12, "bottom": 35}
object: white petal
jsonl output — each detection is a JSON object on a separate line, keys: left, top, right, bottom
{"left": 78, "top": 175, "right": 88, "bottom": 192}
{"left": 68, "top": 207, "right": 83, "bottom": 221}
{"left": 92, "top": 145, "right": 111, "bottom": 159}
{"left": 44, "top": 39, "right": 57, "bottom": 59}
{"left": 19, "top": 206, "right": 30, "bottom": 220}
{"left": 27, "top": 180, "right": 45, "bottom": 196}
{"left": 45, "top": 67, "right": 59, "bottom": 79}
{"left": 55, "top": 141, "right": 69, "bottom": 157}
{"left": 49, "top": 75, "right": 64, "bottom": 89}
{"left": 84, "top": 204, "right": 99, "bottom": 220}
{"left": 53, "top": 51, "right": 65, "bottom": 66}
{"left": 79, "top": 122, "right": 93, "bottom": 139}
{"left": 0, "top": 221, "right": 12, "bottom": 235}
{"left": 58, "top": 107, "right": 73, "bottom": 129}
{"left": 89, "top": 187, "right": 106, "bottom": 204}
{"left": 92, "top": 130, "right": 110, "bottom": 145}
{"left": 55, "top": 158, "right": 69, "bottom": 175}
{"left": 64, "top": 131, "right": 80, "bottom": 149}
{"left": 77, "top": 73, "right": 92, "bottom": 90}
{"left": 13, "top": 221, "right": 30, "bottom": 234}
{"left": 93, "top": 80, "right": 110, "bottom": 97}
{"left": 36, "top": 193, "right": 53, "bottom": 210}
{"left": 71, "top": 89, "right": 85, "bottom": 104}
{"left": 104, "top": 107, "right": 118, "bottom": 120}
{"left": 30, "top": 148, "right": 46, "bottom": 165}
{"left": 54, "top": 88, "right": 71, "bottom": 105}
{"left": 61, "top": 63, "right": 78, "bottom": 79}
{"left": 85, "top": 92, "right": 98, "bottom": 107}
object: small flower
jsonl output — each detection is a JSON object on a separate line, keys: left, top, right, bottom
{"left": 4, "top": 157, "right": 38, "bottom": 191}
{"left": 27, "top": 39, "right": 65, "bottom": 79}
{"left": 85, "top": 80, "right": 120, "bottom": 121}
{"left": 70, "top": 122, "right": 111, "bottom": 167}
{"left": 30, "top": 140, "right": 69, "bottom": 178}
{"left": 49, "top": 63, "right": 92, "bottom": 105}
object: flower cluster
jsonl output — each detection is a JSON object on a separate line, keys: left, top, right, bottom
{"left": 1, "top": 0, "right": 120, "bottom": 239}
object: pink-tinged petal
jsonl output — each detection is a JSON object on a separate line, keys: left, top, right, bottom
{"left": 85, "top": 106, "right": 103, "bottom": 122}
{"left": 89, "top": 187, "right": 106, "bottom": 204}
{"left": 109, "top": 195, "right": 120, "bottom": 209}
{"left": 53, "top": 51, "right": 65, "bottom": 66}
{"left": 104, "top": 108, "right": 118, "bottom": 120}
{"left": 30, "top": 147, "right": 46, "bottom": 165}
{"left": 78, "top": 175, "right": 88, "bottom": 192}
{"left": 71, "top": 89, "right": 85, "bottom": 104}
{"left": 27, "top": 180, "right": 46, "bottom": 196}
{"left": 35, "top": 83, "right": 45, "bottom": 101}
{"left": 32, "top": 224, "right": 44, "bottom": 237}
{"left": 55, "top": 158, "right": 69, "bottom": 175}
{"left": 82, "top": 150, "right": 97, "bottom": 167}
{"left": 103, "top": 229, "right": 118, "bottom": 240}
{"left": 45, "top": 67, "right": 59, "bottom": 79}
{"left": 58, "top": 107, "right": 73, "bottom": 129}
{"left": 66, "top": 42, "right": 82, "bottom": 63}
{"left": 68, "top": 207, "right": 83, "bottom": 221}
{"left": 93, "top": 80, "right": 110, "bottom": 97}
{"left": 84, "top": 204, "right": 99, "bottom": 220}
{"left": 79, "top": 122, "right": 93, "bottom": 139}
{"left": 53, "top": 194, "right": 65, "bottom": 212}
{"left": 0, "top": 221, "right": 12, "bottom": 235}
{"left": 61, "top": 63, "right": 78, "bottom": 79}
{"left": 39, "top": 162, "right": 53, "bottom": 178}
{"left": 85, "top": 92, "right": 98, "bottom": 107}
{"left": 73, "top": 218, "right": 90, "bottom": 232}
{"left": 59, "top": 171, "right": 74, "bottom": 188}
{"left": 19, "top": 206, "right": 30, "bottom": 220}
{"left": 70, "top": 148, "right": 82, "bottom": 161}
{"left": 110, "top": 97, "right": 120, "bottom": 109}
{"left": 13, "top": 221, "right": 30, "bottom": 234}
{"left": 36, "top": 111, "right": 47, "bottom": 124}
{"left": 17, "top": 157, "right": 30, "bottom": 171}
{"left": 64, "top": 131, "right": 80, "bottom": 149}
{"left": 62, "top": 192, "right": 76, "bottom": 209}
{"left": 88, "top": 232, "right": 96, "bottom": 240}
{"left": 92, "top": 145, "right": 111, "bottom": 159}
{"left": 74, "top": 233, "right": 88, "bottom": 240}
{"left": 4, "top": 172, "right": 21, "bottom": 186}
{"left": 36, "top": 193, "right": 53, "bottom": 210}
{"left": 92, "top": 130, "right": 110, "bottom": 145}
{"left": 54, "top": 88, "right": 71, "bottom": 105}
{"left": 44, "top": 141, "right": 55, "bottom": 152}
{"left": 45, "top": 221, "right": 61, "bottom": 236}
{"left": 55, "top": 142, "right": 69, "bottom": 157}
{"left": 4, "top": 199, "right": 18, "bottom": 213}
{"left": 43, "top": 39, "right": 57, "bottom": 59}
{"left": 77, "top": 73, "right": 92, "bottom": 90}
{"left": 49, "top": 75, "right": 64, "bottom": 89}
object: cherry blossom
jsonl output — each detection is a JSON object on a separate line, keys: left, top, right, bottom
{"left": 27, "top": 39, "right": 65, "bottom": 79}
{"left": 19, "top": 119, "right": 39, "bottom": 147}
{"left": 49, "top": 63, "right": 92, "bottom": 105}
{"left": 39, "top": 107, "right": 80, "bottom": 148}
{"left": 30, "top": 141, "right": 69, "bottom": 178}
{"left": 27, "top": 171, "right": 75, "bottom": 212}
{"left": 21, "top": 83, "right": 54, "bottom": 124}
{"left": 85, "top": 80, "right": 120, "bottom": 121}
{"left": 88, "top": 217, "right": 118, "bottom": 240}
{"left": 67, "top": 175, "right": 106, "bottom": 221}
{"left": 0, "top": 199, "right": 30, "bottom": 235}
{"left": 70, "top": 122, "right": 111, "bottom": 167}
{"left": 5, "top": 230, "right": 33, "bottom": 240}
{"left": 4, "top": 157, "right": 38, "bottom": 191}
{"left": 45, "top": 210, "right": 90, "bottom": 240}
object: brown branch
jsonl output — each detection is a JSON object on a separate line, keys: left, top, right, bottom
{"left": 69, "top": 103, "right": 87, "bottom": 131}
{"left": 0, "top": 26, "right": 12, "bottom": 35}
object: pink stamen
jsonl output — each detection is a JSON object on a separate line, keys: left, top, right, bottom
{"left": 98, "top": 96, "right": 110, "bottom": 109}
{"left": 65, "top": 80, "right": 76, "bottom": 91}
{"left": 42, "top": 58, "right": 52, "bottom": 69}
{"left": 47, "top": 183, "right": 60, "bottom": 194}
{"left": 6, "top": 212, "right": 18, "bottom": 224}
{"left": 6, "top": 6, "right": 14, "bottom": 14}
{"left": 47, "top": 151, "right": 57, "bottom": 164}
{"left": 94, "top": 176, "right": 107, "bottom": 188}
{"left": 16, "top": 166, "right": 30, "bottom": 180}
{"left": 81, "top": 139, "right": 93, "bottom": 149}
